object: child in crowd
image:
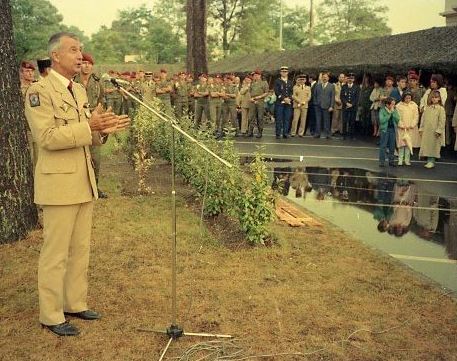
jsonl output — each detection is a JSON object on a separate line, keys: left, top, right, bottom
{"left": 396, "top": 92, "right": 419, "bottom": 166}
{"left": 378, "top": 97, "right": 399, "bottom": 167}
{"left": 419, "top": 90, "right": 446, "bottom": 169}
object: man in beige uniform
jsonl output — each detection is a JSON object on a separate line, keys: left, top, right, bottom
{"left": 25, "top": 32, "right": 129, "bottom": 337}
{"left": 332, "top": 73, "right": 346, "bottom": 135}
{"left": 239, "top": 76, "right": 252, "bottom": 135}
{"left": 291, "top": 74, "right": 311, "bottom": 137}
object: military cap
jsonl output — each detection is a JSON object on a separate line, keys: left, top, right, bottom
{"left": 253, "top": 69, "right": 262, "bottom": 75}
{"left": 408, "top": 70, "right": 419, "bottom": 80}
{"left": 21, "top": 61, "right": 35, "bottom": 70}
{"left": 82, "top": 53, "right": 94, "bottom": 65}
{"left": 36, "top": 58, "right": 51, "bottom": 72}
{"left": 296, "top": 74, "right": 307, "bottom": 79}
{"left": 145, "top": 71, "right": 153, "bottom": 76}
{"left": 280, "top": 66, "right": 288, "bottom": 71}
{"left": 347, "top": 72, "right": 355, "bottom": 78}
{"left": 198, "top": 73, "right": 207, "bottom": 79}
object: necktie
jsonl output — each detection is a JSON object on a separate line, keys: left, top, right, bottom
{"left": 67, "top": 81, "right": 74, "bottom": 98}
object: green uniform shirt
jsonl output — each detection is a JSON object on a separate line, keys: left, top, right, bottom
{"left": 209, "top": 84, "right": 223, "bottom": 104}
{"left": 223, "top": 84, "right": 239, "bottom": 104}
{"left": 75, "top": 73, "right": 104, "bottom": 111}
{"left": 104, "top": 78, "right": 122, "bottom": 100}
{"left": 156, "top": 79, "right": 172, "bottom": 102}
{"left": 250, "top": 80, "right": 269, "bottom": 98}
{"left": 194, "top": 83, "right": 209, "bottom": 104}
{"left": 174, "top": 81, "right": 189, "bottom": 102}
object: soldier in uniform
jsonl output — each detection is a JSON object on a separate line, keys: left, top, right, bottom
{"left": 156, "top": 68, "right": 173, "bottom": 112}
{"left": 193, "top": 74, "right": 210, "bottom": 129}
{"left": 221, "top": 75, "right": 240, "bottom": 137}
{"left": 20, "top": 61, "right": 36, "bottom": 96}
{"left": 37, "top": 58, "right": 52, "bottom": 80}
{"left": 341, "top": 73, "right": 360, "bottom": 140}
{"left": 173, "top": 72, "right": 190, "bottom": 118}
{"left": 240, "top": 76, "right": 252, "bottom": 135}
{"left": 186, "top": 73, "right": 195, "bottom": 116}
{"left": 24, "top": 32, "right": 130, "bottom": 336}
{"left": 209, "top": 75, "right": 224, "bottom": 135}
{"left": 141, "top": 71, "right": 157, "bottom": 103}
{"left": 407, "top": 70, "right": 425, "bottom": 108}
{"left": 74, "top": 52, "right": 108, "bottom": 198}
{"left": 20, "top": 61, "right": 38, "bottom": 165}
{"left": 104, "top": 70, "right": 123, "bottom": 115}
{"left": 248, "top": 69, "right": 269, "bottom": 138}
{"left": 291, "top": 74, "right": 311, "bottom": 137}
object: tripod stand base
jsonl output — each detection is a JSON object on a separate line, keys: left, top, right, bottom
{"left": 138, "top": 324, "right": 233, "bottom": 361}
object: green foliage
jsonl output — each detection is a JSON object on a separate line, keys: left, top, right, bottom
{"left": 89, "top": 4, "right": 186, "bottom": 65}
{"left": 10, "top": 0, "right": 87, "bottom": 62}
{"left": 314, "top": 0, "right": 392, "bottom": 43}
{"left": 127, "top": 106, "right": 275, "bottom": 245}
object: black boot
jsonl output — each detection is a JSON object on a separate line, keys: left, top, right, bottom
{"left": 256, "top": 129, "right": 263, "bottom": 138}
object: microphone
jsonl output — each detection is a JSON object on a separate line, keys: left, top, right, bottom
{"left": 110, "top": 78, "right": 121, "bottom": 88}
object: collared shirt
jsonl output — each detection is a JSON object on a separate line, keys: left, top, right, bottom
{"left": 49, "top": 69, "right": 71, "bottom": 89}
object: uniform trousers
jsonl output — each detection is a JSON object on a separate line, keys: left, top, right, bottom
{"left": 343, "top": 109, "right": 357, "bottom": 138}
{"left": 241, "top": 108, "right": 250, "bottom": 134}
{"left": 291, "top": 106, "right": 308, "bottom": 136}
{"left": 39, "top": 202, "right": 94, "bottom": 325}
{"left": 194, "top": 101, "right": 210, "bottom": 128}
{"left": 220, "top": 102, "right": 238, "bottom": 132}
{"left": 275, "top": 103, "right": 292, "bottom": 136}
{"left": 248, "top": 101, "right": 265, "bottom": 134}
{"left": 89, "top": 146, "right": 101, "bottom": 184}
{"left": 332, "top": 108, "right": 343, "bottom": 134}
{"left": 209, "top": 101, "right": 222, "bottom": 129}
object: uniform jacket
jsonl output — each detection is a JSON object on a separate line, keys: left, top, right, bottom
{"left": 292, "top": 84, "right": 311, "bottom": 108}
{"left": 74, "top": 73, "right": 104, "bottom": 111}
{"left": 240, "top": 83, "right": 251, "bottom": 108}
{"left": 314, "top": 82, "right": 335, "bottom": 110}
{"left": 25, "top": 70, "right": 104, "bottom": 205}
{"left": 274, "top": 78, "right": 294, "bottom": 105}
{"left": 340, "top": 83, "right": 360, "bottom": 111}
{"left": 334, "top": 82, "right": 343, "bottom": 110}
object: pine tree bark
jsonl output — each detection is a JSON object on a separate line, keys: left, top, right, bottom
{"left": 0, "top": 0, "right": 38, "bottom": 244}
{"left": 186, "top": 0, "right": 208, "bottom": 75}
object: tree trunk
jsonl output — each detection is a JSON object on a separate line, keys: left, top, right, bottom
{"left": 0, "top": 0, "right": 38, "bottom": 244}
{"left": 186, "top": 0, "right": 208, "bottom": 75}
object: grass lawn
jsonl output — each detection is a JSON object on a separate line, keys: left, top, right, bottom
{"left": 1, "top": 139, "right": 456, "bottom": 361}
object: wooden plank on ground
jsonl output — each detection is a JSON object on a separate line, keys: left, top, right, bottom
{"left": 275, "top": 199, "right": 323, "bottom": 227}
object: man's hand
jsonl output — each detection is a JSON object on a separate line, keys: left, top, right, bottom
{"left": 89, "top": 104, "right": 119, "bottom": 132}
{"left": 328, "top": 107, "right": 333, "bottom": 112}
{"left": 101, "top": 114, "right": 131, "bottom": 134}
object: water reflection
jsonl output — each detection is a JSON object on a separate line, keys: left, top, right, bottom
{"left": 271, "top": 166, "right": 457, "bottom": 261}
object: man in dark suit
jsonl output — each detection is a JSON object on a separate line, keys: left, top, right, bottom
{"left": 341, "top": 72, "right": 360, "bottom": 140}
{"left": 313, "top": 71, "right": 335, "bottom": 139}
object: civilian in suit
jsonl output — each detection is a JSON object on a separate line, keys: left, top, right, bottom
{"left": 341, "top": 73, "right": 360, "bottom": 140}
{"left": 313, "top": 71, "right": 335, "bottom": 138}
{"left": 306, "top": 75, "right": 318, "bottom": 135}
{"left": 274, "top": 66, "right": 294, "bottom": 139}
{"left": 25, "top": 32, "right": 130, "bottom": 336}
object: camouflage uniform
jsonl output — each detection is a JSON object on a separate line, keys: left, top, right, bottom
{"left": 194, "top": 83, "right": 210, "bottom": 128}
{"left": 248, "top": 79, "right": 269, "bottom": 136}
{"left": 156, "top": 79, "right": 173, "bottom": 112}
{"left": 104, "top": 78, "right": 123, "bottom": 115}
{"left": 173, "top": 80, "right": 190, "bottom": 118}
{"left": 209, "top": 83, "right": 223, "bottom": 130}
{"left": 221, "top": 83, "right": 239, "bottom": 134}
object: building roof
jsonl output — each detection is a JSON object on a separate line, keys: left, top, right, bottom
{"left": 209, "top": 26, "right": 457, "bottom": 76}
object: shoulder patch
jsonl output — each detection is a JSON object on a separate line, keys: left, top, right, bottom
{"left": 29, "top": 93, "right": 40, "bottom": 107}
{"left": 93, "top": 74, "right": 100, "bottom": 81}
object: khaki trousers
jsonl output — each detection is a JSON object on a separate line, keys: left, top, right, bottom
{"left": 291, "top": 107, "right": 308, "bottom": 136}
{"left": 241, "top": 108, "right": 250, "bottom": 134}
{"left": 332, "top": 108, "right": 343, "bottom": 134}
{"left": 39, "top": 202, "right": 94, "bottom": 325}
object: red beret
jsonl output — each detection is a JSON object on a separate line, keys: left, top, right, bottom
{"left": 82, "top": 53, "right": 94, "bottom": 65}
{"left": 254, "top": 69, "right": 262, "bottom": 75}
{"left": 21, "top": 61, "right": 35, "bottom": 70}
{"left": 160, "top": 68, "right": 167, "bottom": 73}
{"left": 199, "top": 73, "right": 207, "bottom": 79}
{"left": 121, "top": 71, "right": 130, "bottom": 76}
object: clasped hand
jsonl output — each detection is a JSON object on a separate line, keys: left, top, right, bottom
{"left": 89, "top": 104, "right": 131, "bottom": 134}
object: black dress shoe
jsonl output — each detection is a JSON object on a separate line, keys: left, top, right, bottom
{"left": 98, "top": 190, "right": 108, "bottom": 199}
{"left": 275, "top": 135, "right": 280, "bottom": 139}
{"left": 64, "top": 310, "right": 102, "bottom": 320}
{"left": 42, "top": 322, "right": 80, "bottom": 336}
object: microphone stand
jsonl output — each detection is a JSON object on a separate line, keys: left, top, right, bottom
{"left": 110, "top": 79, "right": 233, "bottom": 360}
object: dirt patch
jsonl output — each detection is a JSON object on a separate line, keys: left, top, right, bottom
{"left": 1, "top": 148, "right": 456, "bottom": 361}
